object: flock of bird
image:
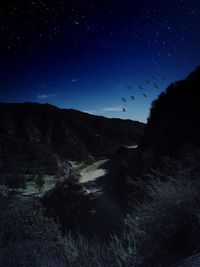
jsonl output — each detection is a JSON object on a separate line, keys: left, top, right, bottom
{"left": 121, "top": 75, "right": 166, "bottom": 112}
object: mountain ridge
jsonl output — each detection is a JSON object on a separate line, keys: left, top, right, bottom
{"left": 0, "top": 102, "right": 145, "bottom": 175}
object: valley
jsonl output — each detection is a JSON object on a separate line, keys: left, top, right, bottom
{"left": 1, "top": 66, "right": 200, "bottom": 266}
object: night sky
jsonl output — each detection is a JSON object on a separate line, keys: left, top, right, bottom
{"left": 1, "top": 0, "right": 200, "bottom": 122}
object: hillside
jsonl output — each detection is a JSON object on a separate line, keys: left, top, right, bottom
{"left": 140, "top": 66, "right": 200, "bottom": 157}
{"left": 107, "top": 67, "right": 200, "bottom": 205}
{"left": 0, "top": 102, "right": 145, "bottom": 175}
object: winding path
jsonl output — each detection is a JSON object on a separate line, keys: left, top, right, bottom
{"left": 79, "top": 159, "right": 109, "bottom": 193}
{"left": 74, "top": 145, "right": 138, "bottom": 235}
{"left": 78, "top": 158, "right": 123, "bottom": 235}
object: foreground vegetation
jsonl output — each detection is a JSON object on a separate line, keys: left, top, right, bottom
{"left": 1, "top": 148, "right": 200, "bottom": 266}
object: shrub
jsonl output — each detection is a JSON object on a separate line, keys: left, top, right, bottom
{"left": 0, "top": 197, "right": 61, "bottom": 246}
{"left": 126, "top": 177, "right": 200, "bottom": 265}
{"left": 0, "top": 194, "right": 66, "bottom": 267}
{"left": 0, "top": 240, "right": 67, "bottom": 267}
{"left": 42, "top": 177, "right": 92, "bottom": 232}
{"left": 0, "top": 230, "right": 137, "bottom": 267}
{"left": 61, "top": 231, "right": 136, "bottom": 267}
{"left": 0, "top": 172, "right": 27, "bottom": 189}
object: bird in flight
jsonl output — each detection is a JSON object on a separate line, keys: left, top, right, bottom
{"left": 143, "top": 93, "right": 147, "bottom": 98}
{"left": 122, "top": 107, "right": 126, "bottom": 112}
{"left": 139, "top": 85, "right": 144, "bottom": 90}
{"left": 154, "top": 83, "right": 160, "bottom": 89}
{"left": 128, "top": 86, "right": 132, "bottom": 90}
{"left": 130, "top": 96, "right": 135, "bottom": 100}
{"left": 122, "top": 97, "right": 127, "bottom": 102}
{"left": 145, "top": 80, "right": 150, "bottom": 84}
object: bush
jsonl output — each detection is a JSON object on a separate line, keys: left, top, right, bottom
{"left": 0, "top": 240, "right": 67, "bottom": 267}
{"left": 126, "top": 176, "right": 200, "bottom": 265}
{"left": 0, "top": 172, "right": 27, "bottom": 189}
{"left": 42, "top": 177, "right": 92, "bottom": 232}
{"left": 0, "top": 229, "right": 137, "bottom": 267}
{"left": 0, "top": 194, "right": 66, "bottom": 267}
{"left": 0, "top": 197, "right": 61, "bottom": 246}
{"left": 61, "top": 231, "right": 136, "bottom": 267}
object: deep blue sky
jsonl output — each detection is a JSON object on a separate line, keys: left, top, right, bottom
{"left": 1, "top": 0, "right": 200, "bottom": 122}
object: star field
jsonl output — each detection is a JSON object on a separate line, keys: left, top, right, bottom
{"left": 0, "top": 0, "right": 200, "bottom": 122}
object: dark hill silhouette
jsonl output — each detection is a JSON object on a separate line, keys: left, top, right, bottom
{"left": 0, "top": 102, "right": 145, "bottom": 175}
{"left": 140, "top": 66, "right": 200, "bottom": 157}
{"left": 107, "top": 67, "right": 200, "bottom": 207}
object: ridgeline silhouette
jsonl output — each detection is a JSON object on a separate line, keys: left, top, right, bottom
{"left": 0, "top": 103, "right": 144, "bottom": 175}
{"left": 140, "top": 66, "right": 200, "bottom": 157}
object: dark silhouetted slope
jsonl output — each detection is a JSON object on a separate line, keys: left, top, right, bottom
{"left": 107, "top": 67, "right": 200, "bottom": 206}
{"left": 140, "top": 66, "right": 200, "bottom": 156}
{"left": 0, "top": 102, "right": 145, "bottom": 174}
